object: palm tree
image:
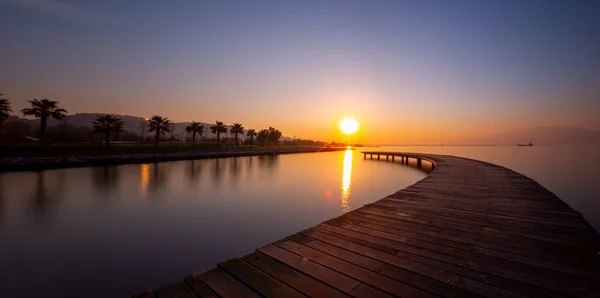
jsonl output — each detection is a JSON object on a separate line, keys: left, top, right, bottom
{"left": 246, "top": 129, "right": 257, "bottom": 146}
{"left": 185, "top": 121, "right": 204, "bottom": 147}
{"left": 113, "top": 119, "right": 125, "bottom": 142}
{"left": 91, "top": 114, "right": 124, "bottom": 148}
{"left": 210, "top": 121, "right": 227, "bottom": 146}
{"left": 268, "top": 127, "right": 282, "bottom": 147}
{"left": 230, "top": 123, "right": 244, "bottom": 148}
{"left": 148, "top": 115, "right": 172, "bottom": 148}
{"left": 257, "top": 129, "right": 269, "bottom": 146}
{"left": 0, "top": 94, "right": 12, "bottom": 132}
{"left": 21, "top": 99, "right": 67, "bottom": 145}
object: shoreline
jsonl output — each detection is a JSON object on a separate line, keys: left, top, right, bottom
{"left": 0, "top": 147, "right": 348, "bottom": 173}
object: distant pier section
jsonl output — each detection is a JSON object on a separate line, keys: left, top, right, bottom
{"left": 136, "top": 151, "right": 600, "bottom": 298}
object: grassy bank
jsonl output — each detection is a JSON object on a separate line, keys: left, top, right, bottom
{"left": 0, "top": 142, "right": 299, "bottom": 158}
{"left": 0, "top": 143, "right": 348, "bottom": 172}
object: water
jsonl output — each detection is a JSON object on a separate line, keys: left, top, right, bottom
{"left": 1, "top": 146, "right": 598, "bottom": 297}
{"left": 0, "top": 150, "right": 426, "bottom": 298}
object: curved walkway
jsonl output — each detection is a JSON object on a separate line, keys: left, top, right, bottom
{"left": 135, "top": 152, "right": 600, "bottom": 298}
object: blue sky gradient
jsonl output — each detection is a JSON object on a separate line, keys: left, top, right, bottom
{"left": 1, "top": 0, "right": 599, "bottom": 142}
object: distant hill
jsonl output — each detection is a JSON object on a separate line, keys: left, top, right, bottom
{"left": 5, "top": 113, "right": 246, "bottom": 138}
{"left": 472, "top": 126, "right": 600, "bottom": 146}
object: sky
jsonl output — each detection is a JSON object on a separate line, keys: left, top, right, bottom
{"left": 1, "top": 0, "right": 599, "bottom": 144}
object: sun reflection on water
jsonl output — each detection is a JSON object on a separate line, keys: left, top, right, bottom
{"left": 341, "top": 149, "right": 353, "bottom": 213}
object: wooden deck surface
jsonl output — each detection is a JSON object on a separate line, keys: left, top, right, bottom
{"left": 134, "top": 152, "right": 600, "bottom": 298}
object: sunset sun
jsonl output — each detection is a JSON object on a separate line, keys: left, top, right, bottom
{"left": 339, "top": 117, "right": 359, "bottom": 135}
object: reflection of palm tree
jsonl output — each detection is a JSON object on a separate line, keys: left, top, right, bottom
{"left": 247, "top": 156, "right": 254, "bottom": 177}
{"left": 148, "top": 163, "right": 169, "bottom": 196}
{"left": 188, "top": 160, "right": 203, "bottom": 185}
{"left": 230, "top": 123, "right": 244, "bottom": 148}
{"left": 229, "top": 157, "right": 241, "bottom": 183}
{"left": 31, "top": 172, "right": 50, "bottom": 215}
{"left": 257, "top": 155, "right": 279, "bottom": 176}
{"left": 29, "top": 171, "right": 66, "bottom": 216}
{"left": 21, "top": 99, "right": 67, "bottom": 145}
{"left": 212, "top": 159, "right": 225, "bottom": 188}
{"left": 148, "top": 115, "right": 172, "bottom": 148}
{"left": 92, "top": 166, "right": 120, "bottom": 194}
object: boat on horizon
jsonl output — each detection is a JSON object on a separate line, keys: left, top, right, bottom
{"left": 517, "top": 142, "right": 534, "bottom": 146}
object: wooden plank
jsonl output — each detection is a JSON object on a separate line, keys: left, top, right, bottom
{"left": 241, "top": 252, "right": 349, "bottom": 298}
{"left": 274, "top": 238, "right": 436, "bottom": 297}
{"left": 197, "top": 268, "right": 261, "bottom": 298}
{"left": 342, "top": 211, "right": 597, "bottom": 269}
{"left": 372, "top": 200, "right": 592, "bottom": 233}
{"left": 384, "top": 196, "right": 587, "bottom": 223}
{"left": 362, "top": 203, "right": 597, "bottom": 244}
{"left": 456, "top": 278, "right": 527, "bottom": 298}
{"left": 357, "top": 206, "right": 597, "bottom": 247}
{"left": 314, "top": 224, "right": 586, "bottom": 297}
{"left": 256, "top": 244, "right": 362, "bottom": 294}
{"left": 291, "top": 232, "right": 482, "bottom": 298}
{"left": 326, "top": 220, "right": 600, "bottom": 291}
{"left": 301, "top": 228, "right": 461, "bottom": 285}
{"left": 218, "top": 258, "right": 305, "bottom": 298}
{"left": 183, "top": 275, "right": 218, "bottom": 297}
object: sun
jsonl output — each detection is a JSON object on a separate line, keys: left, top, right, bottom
{"left": 339, "top": 117, "right": 359, "bottom": 135}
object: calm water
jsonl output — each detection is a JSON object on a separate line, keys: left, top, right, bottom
{"left": 1, "top": 146, "right": 598, "bottom": 297}
{"left": 0, "top": 150, "right": 426, "bottom": 298}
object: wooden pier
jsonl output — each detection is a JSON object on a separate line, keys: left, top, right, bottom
{"left": 135, "top": 152, "right": 600, "bottom": 298}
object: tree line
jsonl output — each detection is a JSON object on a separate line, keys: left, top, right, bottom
{"left": 0, "top": 96, "right": 283, "bottom": 148}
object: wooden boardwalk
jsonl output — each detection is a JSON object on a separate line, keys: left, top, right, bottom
{"left": 135, "top": 152, "right": 600, "bottom": 298}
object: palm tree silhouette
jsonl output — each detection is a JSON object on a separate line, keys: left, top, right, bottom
{"left": 148, "top": 115, "right": 172, "bottom": 148}
{"left": 0, "top": 94, "right": 12, "bottom": 132}
{"left": 21, "top": 99, "right": 67, "bottom": 146}
{"left": 185, "top": 121, "right": 204, "bottom": 147}
{"left": 268, "top": 127, "right": 282, "bottom": 147}
{"left": 91, "top": 114, "right": 124, "bottom": 148}
{"left": 210, "top": 121, "right": 227, "bottom": 147}
{"left": 113, "top": 119, "right": 125, "bottom": 142}
{"left": 230, "top": 123, "right": 244, "bottom": 148}
{"left": 246, "top": 129, "right": 257, "bottom": 146}
{"left": 257, "top": 129, "right": 269, "bottom": 146}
